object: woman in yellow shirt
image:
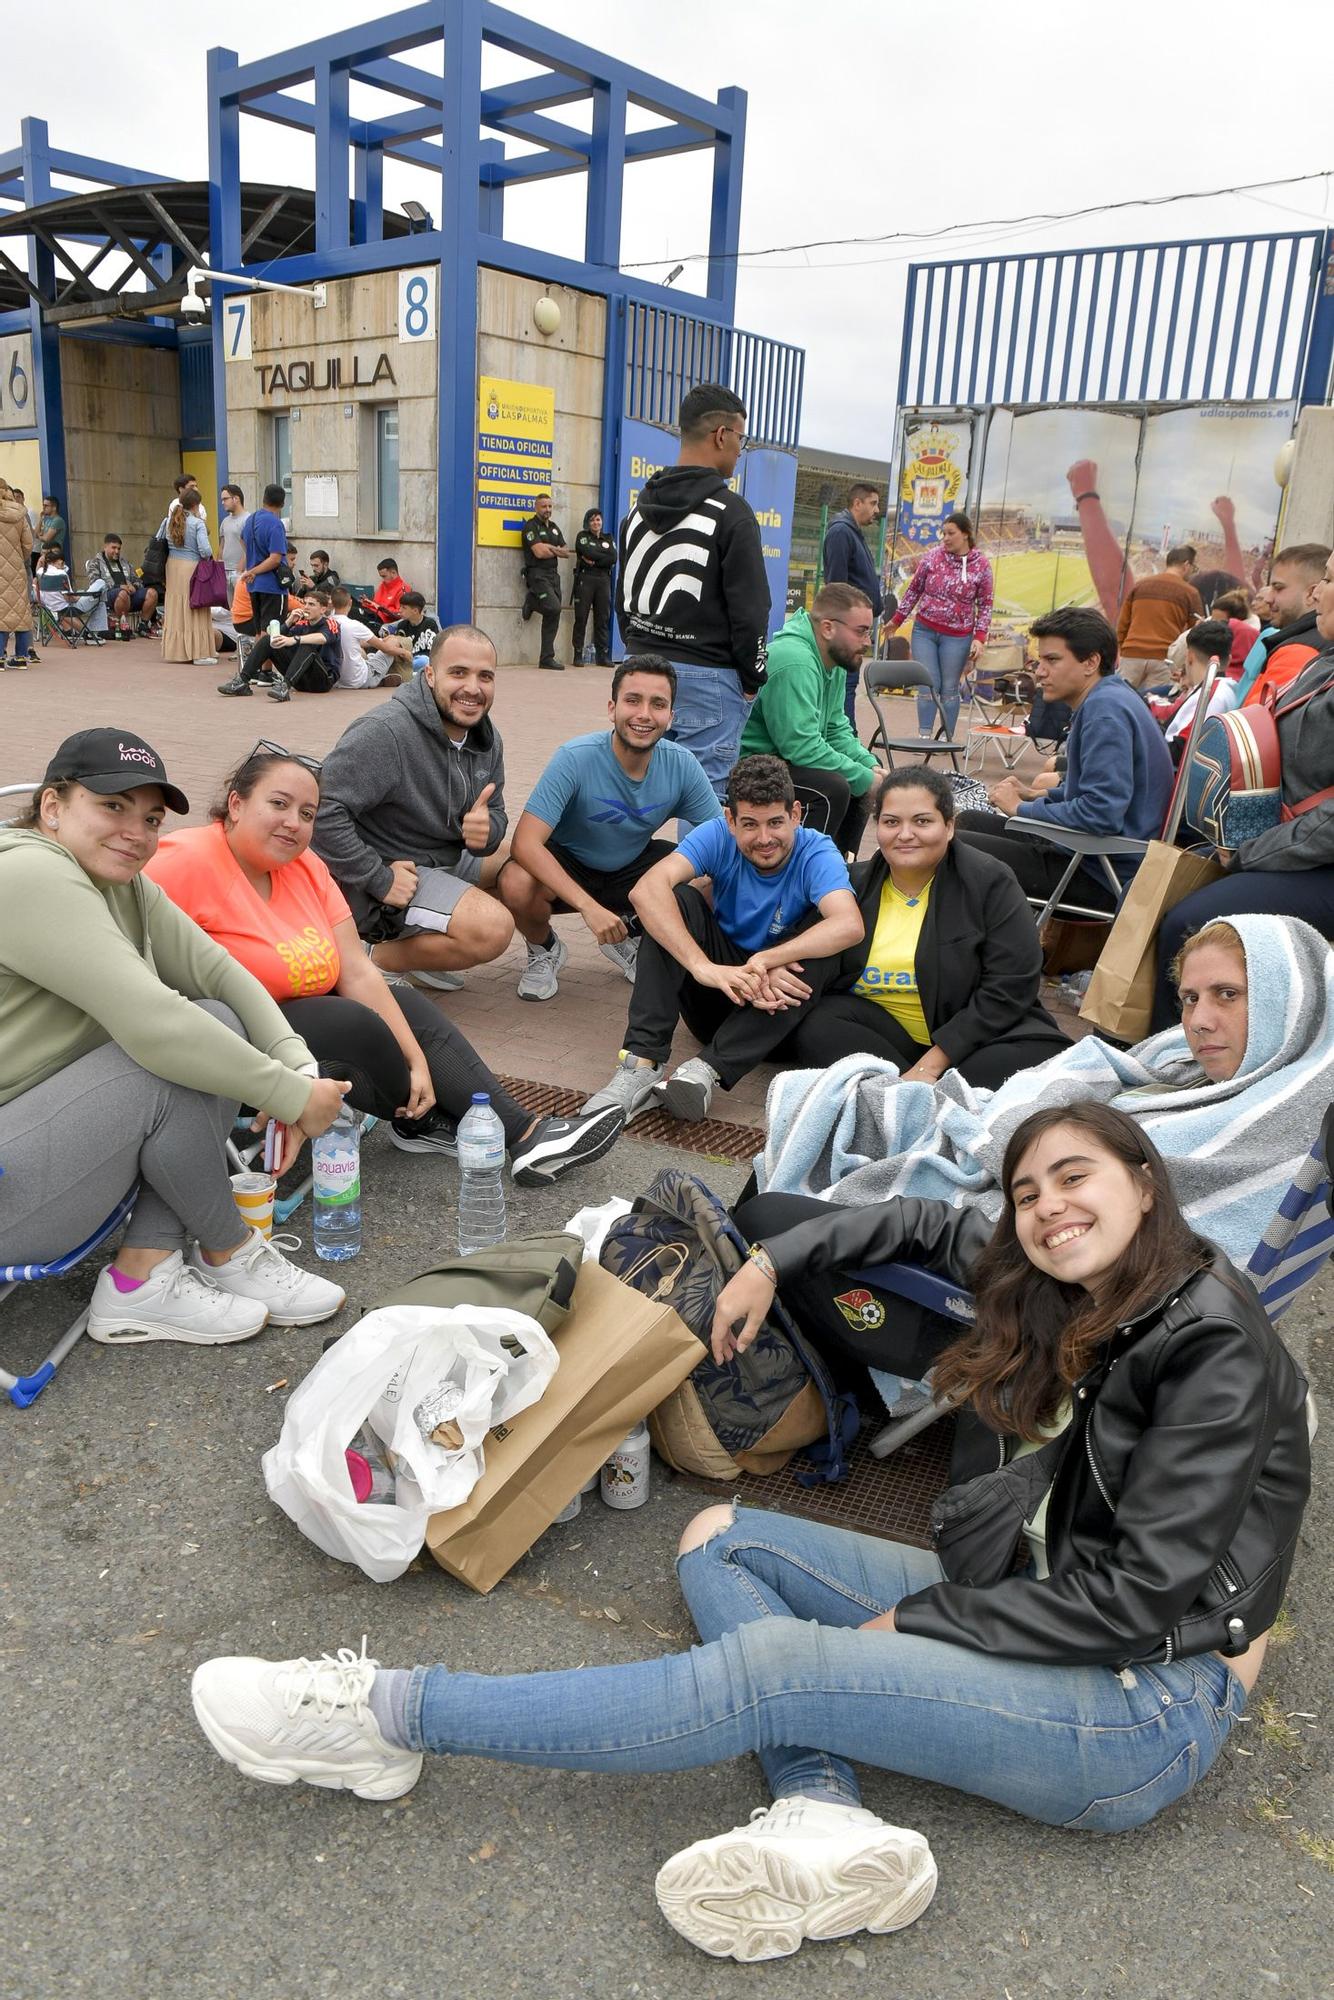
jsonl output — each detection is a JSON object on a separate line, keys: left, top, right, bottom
{"left": 792, "top": 767, "right": 1066, "bottom": 1089}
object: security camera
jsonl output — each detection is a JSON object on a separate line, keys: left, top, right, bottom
{"left": 179, "top": 281, "right": 208, "bottom": 327}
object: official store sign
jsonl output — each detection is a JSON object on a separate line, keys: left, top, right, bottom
{"left": 476, "top": 375, "right": 554, "bottom": 549}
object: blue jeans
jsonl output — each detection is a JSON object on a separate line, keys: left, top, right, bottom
{"left": 912, "top": 624, "right": 972, "bottom": 736}
{"left": 665, "top": 661, "right": 750, "bottom": 800}
{"left": 0, "top": 627, "right": 33, "bottom": 659}
{"left": 403, "top": 1507, "right": 1246, "bottom": 1833}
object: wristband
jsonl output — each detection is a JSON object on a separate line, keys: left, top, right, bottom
{"left": 1073, "top": 490, "right": 1099, "bottom": 504}
{"left": 748, "top": 1243, "right": 778, "bottom": 1283}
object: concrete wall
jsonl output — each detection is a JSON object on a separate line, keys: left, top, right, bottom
{"left": 1283, "top": 406, "right": 1334, "bottom": 549}
{"left": 59, "top": 335, "right": 182, "bottom": 572}
{"left": 224, "top": 271, "right": 437, "bottom": 597}
{"left": 474, "top": 269, "right": 606, "bottom": 667}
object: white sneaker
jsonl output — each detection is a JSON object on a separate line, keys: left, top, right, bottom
{"left": 654, "top": 1796, "right": 937, "bottom": 1962}
{"left": 516, "top": 933, "right": 568, "bottom": 1002}
{"left": 408, "top": 966, "right": 466, "bottom": 992}
{"left": 87, "top": 1251, "right": 268, "bottom": 1346}
{"left": 598, "top": 935, "right": 639, "bottom": 983}
{"left": 659, "top": 1055, "right": 719, "bottom": 1121}
{"left": 580, "top": 1050, "right": 665, "bottom": 1121}
{"left": 191, "top": 1640, "right": 422, "bottom": 1802}
{"left": 190, "top": 1228, "right": 345, "bottom": 1327}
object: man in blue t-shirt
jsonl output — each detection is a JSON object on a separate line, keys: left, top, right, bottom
{"left": 505, "top": 657, "right": 722, "bottom": 1001}
{"left": 582, "top": 754, "right": 863, "bottom": 1121}
{"left": 238, "top": 483, "right": 290, "bottom": 634}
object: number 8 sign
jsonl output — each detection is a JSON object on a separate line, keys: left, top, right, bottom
{"left": 398, "top": 268, "right": 436, "bottom": 344}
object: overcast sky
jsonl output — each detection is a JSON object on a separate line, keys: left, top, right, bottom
{"left": 7, "top": 0, "right": 1331, "bottom": 455}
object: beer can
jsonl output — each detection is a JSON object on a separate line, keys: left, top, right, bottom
{"left": 601, "top": 1420, "right": 650, "bottom": 1510}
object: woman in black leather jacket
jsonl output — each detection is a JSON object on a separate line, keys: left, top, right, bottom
{"left": 190, "top": 1103, "right": 1310, "bottom": 1969}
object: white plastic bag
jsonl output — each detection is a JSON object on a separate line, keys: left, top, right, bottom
{"left": 262, "top": 1304, "right": 558, "bottom": 1583}
{"left": 564, "top": 1197, "right": 632, "bottom": 1263}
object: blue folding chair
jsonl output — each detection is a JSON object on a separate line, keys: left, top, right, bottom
{"left": 855, "top": 1103, "right": 1334, "bottom": 1460}
{"left": 0, "top": 1185, "right": 140, "bottom": 1407}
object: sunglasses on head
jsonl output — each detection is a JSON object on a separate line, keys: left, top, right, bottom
{"left": 249, "top": 739, "right": 323, "bottom": 774}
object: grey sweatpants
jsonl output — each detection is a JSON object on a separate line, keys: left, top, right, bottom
{"left": 0, "top": 1000, "right": 248, "bottom": 1265}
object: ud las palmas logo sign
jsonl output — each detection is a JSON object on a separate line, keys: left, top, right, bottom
{"left": 897, "top": 422, "right": 968, "bottom": 547}
{"left": 477, "top": 376, "right": 555, "bottom": 548}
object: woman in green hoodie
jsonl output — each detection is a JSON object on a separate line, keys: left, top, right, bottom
{"left": 0, "top": 729, "right": 350, "bottom": 1347}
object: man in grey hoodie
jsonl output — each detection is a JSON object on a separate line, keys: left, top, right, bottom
{"left": 312, "top": 624, "right": 554, "bottom": 991}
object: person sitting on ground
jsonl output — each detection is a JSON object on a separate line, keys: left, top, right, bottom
{"left": 0, "top": 729, "right": 349, "bottom": 1346}
{"left": 217, "top": 587, "right": 340, "bottom": 701}
{"left": 369, "top": 558, "right": 408, "bottom": 623}
{"left": 503, "top": 657, "right": 723, "bottom": 1001}
{"left": 364, "top": 590, "right": 441, "bottom": 678}
{"left": 147, "top": 746, "right": 623, "bottom": 1187}
{"left": 296, "top": 549, "right": 340, "bottom": 592}
{"left": 311, "top": 623, "right": 554, "bottom": 993}
{"left": 953, "top": 605, "right": 1174, "bottom": 913}
{"left": 787, "top": 766, "right": 1067, "bottom": 1089}
{"left": 87, "top": 533, "right": 159, "bottom": 641}
{"left": 760, "top": 913, "right": 1334, "bottom": 1302}
{"left": 582, "top": 754, "right": 862, "bottom": 1123}
{"left": 1114, "top": 544, "right": 1203, "bottom": 689}
{"left": 328, "top": 586, "right": 404, "bottom": 689}
{"left": 1149, "top": 617, "right": 1238, "bottom": 760}
{"left": 1234, "top": 543, "right": 1329, "bottom": 707}
{"left": 738, "top": 581, "right": 879, "bottom": 856}
{"left": 192, "top": 1098, "right": 1310, "bottom": 1968}
{"left": 1152, "top": 553, "right": 1334, "bottom": 1026}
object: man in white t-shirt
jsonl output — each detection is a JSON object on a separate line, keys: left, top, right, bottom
{"left": 330, "top": 586, "right": 404, "bottom": 688}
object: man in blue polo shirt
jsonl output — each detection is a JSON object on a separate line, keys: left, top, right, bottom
{"left": 237, "top": 483, "right": 290, "bottom": 634}
{"left": 582, "top": 753, "right": 863, "bottom": 1121}
{"left": 503, "top": 656, "right": 722, "bottom": 1000}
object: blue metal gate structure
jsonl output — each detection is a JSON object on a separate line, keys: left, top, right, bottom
{"left": 898, "top": 227, "right": 1334, "bottom": 413}
{"left": 622, "top": 300, "right": 804, "bottom": 448}
{"left": 204, "top": 0, "right": 803, "bottom": 620}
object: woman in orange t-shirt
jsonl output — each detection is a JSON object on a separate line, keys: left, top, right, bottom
{"left": 146, "top": 744, "right": 624, "bottom": 1185}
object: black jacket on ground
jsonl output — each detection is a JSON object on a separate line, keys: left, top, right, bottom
{"left": 820, "top": 842, "right": 1065, "bottom": 1068}
{"left": 617, "top": 463, "right": 770, "bottom": 692}
{"left": 821, "top": 508, "right": 883, "bottom": 618}
{"left": 762, "top": 1199, "right": 1311, "bottom": 1668}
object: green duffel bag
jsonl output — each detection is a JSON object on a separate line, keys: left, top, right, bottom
{"left": 368, "top": 1231, "right": 584, "bottom": 1336}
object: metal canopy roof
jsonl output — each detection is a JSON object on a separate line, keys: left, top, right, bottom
{"left": 0, "top": 180, "right": 412, "bottom": 321}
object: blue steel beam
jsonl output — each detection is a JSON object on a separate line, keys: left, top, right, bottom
{"left": 315, "top": 60, "right": 352, "bottom": 253}
{"left": 19, "top": 120, "right": 66, "bottom": 516}
{"left": 437, "top": 0, "right": 482, "bottom": 625}
{"left": 208, "top": 45, "right": 242, "bottom": 491}
{"left": 352, "top": 55, "right": 447, "bottom": 105}
{"left": 585, "top": 80, "right": 626, "bottom": 272}
{"left": 706, "top": 85, "right": 745, "bottom": 314}
{"left": 353, "top": 144, "right": 385, "bottom": 244}
{"left": 1298, "top": 230, "right": 1334, "bottom": 405}
{"left": 479, "top": 5, "right": 733, "bottom": 135}
{"left": 224, "top": 3, "right": 443, "bottom": 102}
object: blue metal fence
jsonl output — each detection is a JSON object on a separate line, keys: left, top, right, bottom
{"left": 899, "top": 229, "right": 1330, "bottom": 410}
{"left": 625, "top": 299, "right": 803, "bottom": 447}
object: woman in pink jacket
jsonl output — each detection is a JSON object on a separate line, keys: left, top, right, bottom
{"left": 890, "top": 514, "right": 994, "bottom": 738}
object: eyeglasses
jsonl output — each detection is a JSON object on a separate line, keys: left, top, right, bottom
{"left": 249, "top": 739, "right": 323, "bottom": 774}
{"left": 828, "top": 618, "right": 875, "bottom": 640}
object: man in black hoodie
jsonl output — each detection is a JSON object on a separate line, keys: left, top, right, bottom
{"left": 617, "top": 383, "right": 771, "bottom": 803}
{"left": 571, "top": 506, "right": 616, "bottom": 665}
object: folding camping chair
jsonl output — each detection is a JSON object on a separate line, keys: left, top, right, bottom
{"left": 30, "top": 568, "right": 105, "bottom": 649}
{"left": 863, "top": 659, "right": 969, "bottom": 773}
{"left": 853, "top": 1100, "right": 1334, "bottom": 1460}
{"left": 961, "top": 663, "right": 1034, "bottom": 777}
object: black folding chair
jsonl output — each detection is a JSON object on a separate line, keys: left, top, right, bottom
{"left": 863, "top": 659, "right": 969, "bottom": 773}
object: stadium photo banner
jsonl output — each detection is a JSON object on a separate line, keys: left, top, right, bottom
{"left": 1131, "top": 402, "right": 1293, "bottom": 593}
{"left": 477, "top": 377, "right": 555, "bottom": 548}
{"left": 741, "top": 445, "right": 799, "bottom": 637}
{"left": 977, "top": 406, "right": 1141, "bottom": 627}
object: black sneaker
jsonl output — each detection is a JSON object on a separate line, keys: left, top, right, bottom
{"left": 266, "top": 678, "right": 292, "bottom": 702}
{"left": 538, "top": 659, "right": 564, "bottom": 672}
{"left": 388, "top": 1109, "right": 459, "bottom": 1156}
{"left": 217, "top": 676, "right": 252, "bottom": 696}
{"left": 510, "top": 1105, "right": 624, "bottom": 1187}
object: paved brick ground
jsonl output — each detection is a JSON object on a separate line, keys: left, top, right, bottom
{"left": 2, "top": 635, "right": 1079, "bottom": 1121}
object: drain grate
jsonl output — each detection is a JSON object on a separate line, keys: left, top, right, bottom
{"left": 669, "top": 1414, "right": 955, "bottom": 1549}
{"left": 499, "top": 1075, "right": 765, "bottom": 1166}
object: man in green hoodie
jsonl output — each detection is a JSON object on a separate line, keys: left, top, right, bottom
{"left": 739, "top": 582, "right": 878, "bottom": 857}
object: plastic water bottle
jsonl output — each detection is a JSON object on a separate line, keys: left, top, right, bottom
{"left": 457, "top": 1093, "right": 506, "bottom": 1254}
{"left": 313, "top": 1106, "right": 362, "bottom": 1260}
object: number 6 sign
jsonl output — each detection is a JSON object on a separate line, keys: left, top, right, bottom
{"left": 398, "top": 268, "right": 436, "bottom": 343}
{"left": 0, "top": 332, "right": 34, "bottom": 433}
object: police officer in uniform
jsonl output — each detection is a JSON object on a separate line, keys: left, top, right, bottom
{"left": 570, "top": 507, "right": 617, "bottom": 666}
{"left": 520, "top": 491, "right": 572, "bottom": 671}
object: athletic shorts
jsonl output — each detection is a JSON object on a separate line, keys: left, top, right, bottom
{"left": 343, "top": 864, "right": 475, "bottom": 942}
{"left": 545, "top": 836, "right": 675, "bottom": 916}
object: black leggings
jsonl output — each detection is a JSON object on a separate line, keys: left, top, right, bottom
{"left": 790, "top": 991, "right": 1068, "bottom": 1091}
{"left": 784, "top": 762, "right": 870, "bottom": 857}
{"left": 953, "top": 812, "right": 1116, "bottom": 913}
{"left": 280, "top": 989, "right": 531, "bottom": 1144}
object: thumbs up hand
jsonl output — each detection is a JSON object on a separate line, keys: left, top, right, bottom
{"left": 462, "top": 782, "right": 497, "bottom": 852}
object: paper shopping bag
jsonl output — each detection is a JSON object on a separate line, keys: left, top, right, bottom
{"left": 425, "top": 1259, "right": 702, "bottom": 1594}
{"left": 1078, "top": 841, "right": 1224, "bottom": 1043}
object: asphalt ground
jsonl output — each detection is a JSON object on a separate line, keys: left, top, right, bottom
{"left": 4, "top": 1125, "right": 1331, "bottom": 2000}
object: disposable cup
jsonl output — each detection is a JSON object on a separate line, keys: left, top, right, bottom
{"left": 230, "top": 1170, "right": 276, "bottom": 1239}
